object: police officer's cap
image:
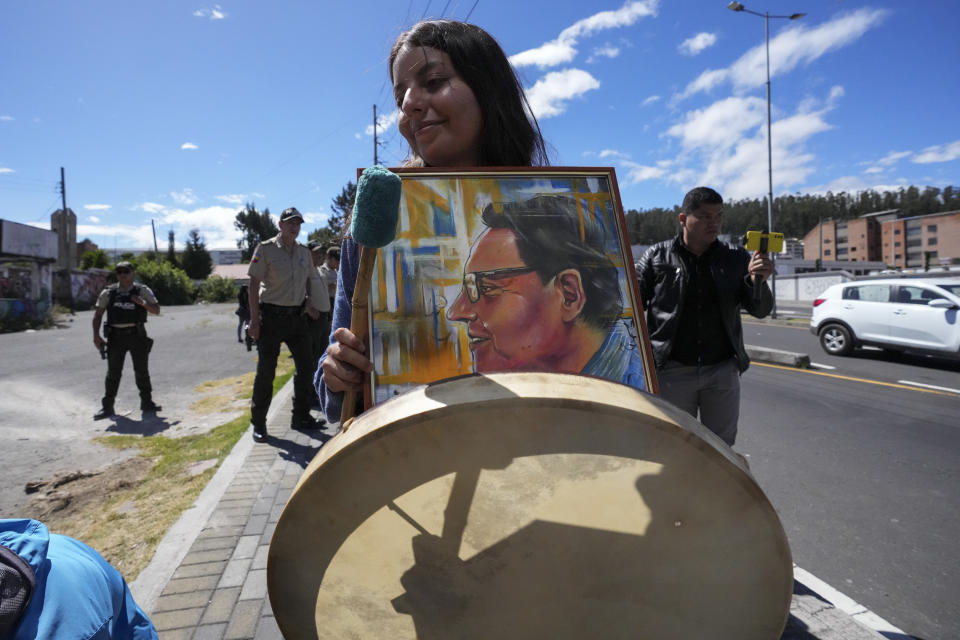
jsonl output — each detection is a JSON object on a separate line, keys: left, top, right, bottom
{"left": 280, "top": 207, "right": 304, "bottom": 223}
{"left": 115, "top": 261, "right": 134, "bottom": 271}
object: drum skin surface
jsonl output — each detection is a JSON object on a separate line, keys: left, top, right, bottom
{"left": 268, "top": 373, "right": 792, "bottom": 639}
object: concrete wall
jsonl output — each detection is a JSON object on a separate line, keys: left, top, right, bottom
{"left": 774, "top": 272, "right": 852, "bottom": 302}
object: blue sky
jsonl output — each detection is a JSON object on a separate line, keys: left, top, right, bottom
{"left": 1, "top": 0, "right": 957, "bottom": 251}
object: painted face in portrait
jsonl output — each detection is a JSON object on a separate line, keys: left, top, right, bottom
{"left": 447, "top": 227, "right": 585, "bottom": 373}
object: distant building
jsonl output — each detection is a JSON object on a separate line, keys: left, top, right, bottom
{"left": 803, "top": 209, "right": 960, "bottom": 269}
{"left": 209, "top": 249, "right": 242, "bottom": 265}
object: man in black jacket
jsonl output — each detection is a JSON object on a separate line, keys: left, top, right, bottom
{"left": 637, "top": 187, "right": 773, "bottom": 446}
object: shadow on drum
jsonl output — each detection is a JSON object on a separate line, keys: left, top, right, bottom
{"left": 387, "top": 454, "right": 781, "bottom": 639}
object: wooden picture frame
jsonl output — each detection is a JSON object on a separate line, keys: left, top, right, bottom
{"left": 362, "top": 166, "right": 657, "bottom": 409}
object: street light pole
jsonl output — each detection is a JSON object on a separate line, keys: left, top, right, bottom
{"left": 727, "top": 2, "right": 805, "bottom": 319}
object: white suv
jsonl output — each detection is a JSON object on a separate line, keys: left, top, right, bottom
{"left": 810, "top": 278, "right": 960, "bottom": 358}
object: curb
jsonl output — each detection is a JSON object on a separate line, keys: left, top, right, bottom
{"left": 747, "top": 344, "right": 811, "bottom": 368}
{"left": 129, "top": 380, "right": 294, "bottom": 613}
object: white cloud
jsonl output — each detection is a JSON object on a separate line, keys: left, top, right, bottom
{"left": 181, "top": 142, "right": 198, "bottom": 150}
{"left": 215, "top": 194, "right": 248, "bottom": 205}
{"left": 664, "top": 87, "right": 837, "bottom": 200}
{"left": 88, "top": 216, "right": 100, "bottom": 223}
{"left": 83, "top": 204, "right": 111, "bottom": 211}
{"left": 171, "top": 188, "right": 198, "bottom": 206}
{"left": 864, "top": 167, "right": 883, "bottom": 174}
{"left": 641, "top": 95, "right": 661, "bottom": 107}
{"left": 194, "top": 5, "right": 226, "bottom": 20}
{"left": 678, "top": 32, "right": 717, "bottom": 56}
{"left": 252, "top": 192, "right": 265, "bottom": 199}
{"left": 509, "top": 0, "right": 659, "bottom": 69}
{"left": 587, "top": 45, "right": 621, "bottom": 63}
{"left": 139, "top": 202, "right": 165, "bottom": 214}
{"left": 667, "top": 96, "right": 766, "bottom": 150}
{"left": 525, "top": 69, "right": 600, "bottom": 119}
{"left": 0, "top": 167, "right": 14, "bottom": 174}
{"left": 870, "top": 150, "right": 912, "bottom": 167}
{"left": 0, "top": 115, "right": 13, "bottom": 122}
{"left": 679, "top": 8, "right": 888, "bottom": 100}
{"left": 912, "top": 139, "right": 960, "bottom": 164}
{"left": 364, "top": 109, "right": 399, "bottom": 136}
{"left": 599, "top": 149, "right": 629, "bottom": 160}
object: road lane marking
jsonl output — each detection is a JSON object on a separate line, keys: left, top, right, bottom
{"left": 753, "top": 362, "right": 958, "bottom": 396}
{"left": 793, "top": 566, "right": 913, "bottom": 639}
{"left": 897, "top": 380, "right": 960, "bottom": 395}
{"left": 810, "top": 362, "right": 836, "bottom": 370}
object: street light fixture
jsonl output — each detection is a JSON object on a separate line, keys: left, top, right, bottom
{"left": 728, "top": 2, "right": 805, "bottom": 319}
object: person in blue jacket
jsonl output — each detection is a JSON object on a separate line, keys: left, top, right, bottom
{"left": 0, "top": 518, "right": 158, "bottom": 640}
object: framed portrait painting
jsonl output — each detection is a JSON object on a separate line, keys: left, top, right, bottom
{"left": 362, "top": 167, "right": 657, "bottom": 408}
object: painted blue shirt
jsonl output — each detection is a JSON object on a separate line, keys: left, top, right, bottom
{"left": 581, "top": 319, "right": 648, "bottom": 392}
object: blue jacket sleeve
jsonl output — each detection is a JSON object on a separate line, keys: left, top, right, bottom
{"left": 315, "top": 237, "right": 360, "bottom": 424}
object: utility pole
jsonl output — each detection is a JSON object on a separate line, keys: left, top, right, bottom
{"left": 151, "top": 219, "right": 159, "bottom": 252}
{"left": 373, "top": 104, "right": 379, "bottom": 165}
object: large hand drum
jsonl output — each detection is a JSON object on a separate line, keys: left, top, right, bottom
{"left": 268, "top": 373, "right": 792, "bottom": 639}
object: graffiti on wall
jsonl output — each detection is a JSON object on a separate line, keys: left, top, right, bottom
{"left": 71, "top": 270, "right": 111, "bottom": 308}
{"left": 0, "top": 263, "right": 52, "bottom": 322}
{"left": 0, "top": 268, "right": 32, "bottom": 299}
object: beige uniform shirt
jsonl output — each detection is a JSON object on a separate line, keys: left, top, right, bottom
{"left": 247, "top": 235, "right": 330, "bottom": 312}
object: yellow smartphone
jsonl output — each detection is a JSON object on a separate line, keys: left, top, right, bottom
{"left": 745, "top": 231, "right": 784, "bottom": 253}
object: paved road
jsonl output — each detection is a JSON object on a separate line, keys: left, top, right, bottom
{"left": 740, "top": 321, "right": 959, "bottom": 640}
{"left": 0, "top": 303, "right": 259, "bottom": 517}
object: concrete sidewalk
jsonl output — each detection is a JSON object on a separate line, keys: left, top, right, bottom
{"left": 135, "top": 383, "right": 903, "bottom": 640}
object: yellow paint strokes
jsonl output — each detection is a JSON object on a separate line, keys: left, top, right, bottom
{"left": 399, "top": 180, "right": 451, "bottom": 248}
{"left": 754, "top": 362, "right": 957, "bottom": 396}
{"left": 461, "top": 177, "right": 505, "bottom": 240}
{"left": 377, "top": 316, "right": 471, "bottom": 384}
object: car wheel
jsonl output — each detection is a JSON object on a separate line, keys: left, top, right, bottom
{"left": 820, "top": 324, "right": 853, "bottom": 356}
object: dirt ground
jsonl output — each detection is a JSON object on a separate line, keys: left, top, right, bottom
{"left": 26, "top": 456, "right": 155, "bottom": 523}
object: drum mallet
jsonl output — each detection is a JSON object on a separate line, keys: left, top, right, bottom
{"left": 341, "top": 165, "right": 402, "bottom": 428}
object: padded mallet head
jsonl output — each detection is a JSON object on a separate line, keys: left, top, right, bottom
{"left": 350, "top": 165, "right": 402, "bottom": 248}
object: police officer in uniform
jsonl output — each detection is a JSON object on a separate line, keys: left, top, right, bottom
{"left": 92, "top": 261, "right": 162, "bottom": 420}
{"left": 247, "top": 208, "right": 330, "bottom": 442}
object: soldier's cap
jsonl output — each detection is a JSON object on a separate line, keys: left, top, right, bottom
{"left": 115, "top": 261, "right": 134, "bottom": 272}
{"left": 309, "top": 241, "right": 325, "bottom": 253}
{"left": 280, "top": 207, "right": 304, "bottom": 223}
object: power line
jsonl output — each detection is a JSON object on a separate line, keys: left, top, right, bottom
{"left": 464, "top": 0, "right": 480, "bottom": 21}
{"left": 419, "top": 0, "right": 433, "bottom": 21}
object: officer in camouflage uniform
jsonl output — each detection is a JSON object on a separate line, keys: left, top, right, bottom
{"left": 92, "top": 261, "right": 162, "bottom": 420}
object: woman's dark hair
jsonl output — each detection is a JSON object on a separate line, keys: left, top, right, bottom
{"left": 389, "top": 20, "right": 549, "bottom": 168}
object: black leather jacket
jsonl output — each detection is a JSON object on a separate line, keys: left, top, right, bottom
{"left": 636, "top": 235, "right": 773, "bottom": 373}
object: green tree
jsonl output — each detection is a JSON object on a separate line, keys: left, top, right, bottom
{"left": 197, "top": 275, "right": 238, "bottom": 303}
{"left": 167, "top": 230, "right": 179, "bottom": 266}
{"left": 80, "top": 249, "right": 110, "bottom": 269}
{"left": 132, "top": 259, "right": 195, "bottom": 305}
{"left": 235, "top": 203, "right": 277, "bottom": 262}
{"left": 181, "top": 229, "right": 213, "bottom": 279}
